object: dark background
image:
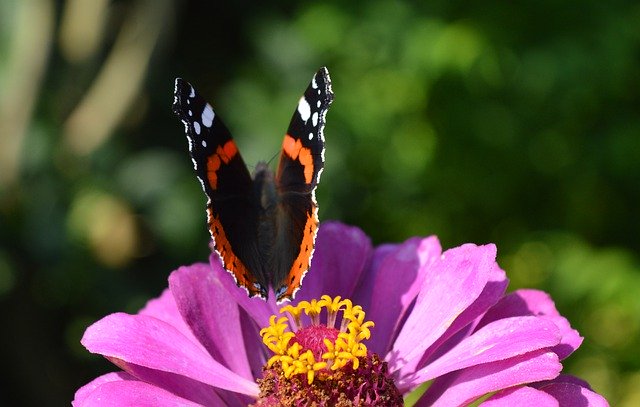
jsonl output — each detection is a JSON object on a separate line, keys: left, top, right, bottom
{"left": 1, "top": 0, "right": 638, "bottom": 405}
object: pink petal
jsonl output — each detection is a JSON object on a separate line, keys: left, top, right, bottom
{"left": 478, "top": 289, "right": 583, "bottom": 359}
{"left": 404, "top": 259, "right": 508, "bottom": 376}
{"left": 389, "top": 243, "right": 497, "bottom": 372}
{"left": 73, "top": 376, "right": 204, "bottom": 407}
{"left": 73, "top": 364, "right": 233, "bottom": 406}
{"left": 352, "top": 242, "right": 399, "bottom": 313}
{"left": 416, "top": 350, "right": 561, "bottom": 406}
{"left": 399, "top": 316, "right": 561, "bottom": 390}
{"left": 73, "top": 372, "right": 136, "bottom": 406}
{"left": 209, "top": 253, "right": 278, "bottom": 328}
{"left": 540, "top": 382, "right": 610, "bottom": 407}
{"left": 139, "top": 288, "right": 201, "bottom": 345}
{"left": 534, "top": 373, "right": 592, "bottom": 389}
{"left": 106, "top": 360, "right": 242, "bottom": 406}
{"left": 239, "top": 309, "right": 268, "bottom": 376}
{"left": 360, "top": 236, "right": 441, "bottom": 355}
{"left": 481, "top": 386, "right": 559, "bottom": 407}
{"left": 169, "top": 264, "right": 252, "bottom": 379}
{"left": 296, "top": 221, "right": 372, "bottom": 302}
{"left": 81, "top": 312, "right": 259, "bottom": 397}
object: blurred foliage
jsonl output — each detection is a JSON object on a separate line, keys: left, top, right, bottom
{"left": 0, "top": 0, "right": 639, "bottom": 405}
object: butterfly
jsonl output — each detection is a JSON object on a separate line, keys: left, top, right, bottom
{"left": 172, "top": 68, "right": 333, "bottom": 303}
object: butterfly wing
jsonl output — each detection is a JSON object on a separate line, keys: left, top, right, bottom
{"left": 173, "top": 78, "right": 267, "bottom": 299}
{"left": 272, "top": 67, "right": 334, "bottom": 302}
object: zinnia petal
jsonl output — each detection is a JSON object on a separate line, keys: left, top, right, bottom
{"left": 481, "top": 386, "right": 559, "bottom": 406}
{"left": 535, "top": 373, "right": 593, "bottom": 388}
{"left": 74, "top": 375, "right": 204, "bottom": 407}
{"left": 73, "top": 372, "right": 137, "bottom": 407}
{"left": 359, "top": 236, "right": 441, "bottom": 355}
{"left": 478, "top": 289, "right": 583, "bottom": 359}
{"left": 539, "top": 381, "right": 610, "bottom": 406}
{"left": 93, "top": 363, "right": 237, "bottom": 406}
{"left": 297, "top": 221, "right": 372, "bottom": 302}
{"left": 169, "top": 263, "right": 253, "bottom": 379}
{"left": 401, "top": 316, "right": 561, "bottom": 389}
{"left": 405, "top": 258, "right": 508, "bottom": 376}
{"left": 81, "top": 312, "right": 259, "bottom": 397}
{"left": 351, "top": 241, "right": 399, "bottom": 312}
{"left": 209, "top": 253, "right": 278, "bottom": 328}
{"left": 139, "top": 288, "right": 197, "bottom": 342}
{"left": 390, "top": 243, "right": 498, "bottom": 371}
{"left": 416, "top": 349, "right": 561, "bottom": 406}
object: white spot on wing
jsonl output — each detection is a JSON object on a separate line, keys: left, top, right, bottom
{"left": 297, "top": 97, "right": 311, "bottom": 122}
{"left": 312, "top": 76, "right": 318, "bottom": 89}
{"left": 308, "top": 132, "right": 313, "bottom": 140}
{"left": 317, "top": 100, "right": 321, "bottom": 108}
{"left": 312, "top": 112, "right": 318, "bottom": 127}
{"left": 194, "top": 121, "right": 201, "bottom": 134}
{"left": 202, "top": 140, "right": 207, "bottom": 147}
{"left": 188, "top": 110, "right": 193, "bottom": 116}
{"left": 202, "top": 104, "right": 215, "bottom": 127}
{"left": 189, "top": 86, "right": 195, "bottom": 98}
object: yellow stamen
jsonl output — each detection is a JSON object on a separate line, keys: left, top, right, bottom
{"left": 280, "top": 304, "right": 303, "bottom": 329}
{"left": 259, "top": 295, "right": 375, "bottom": 384}
{"left": 318, "top": 295, "right": 345, "bottom": 328}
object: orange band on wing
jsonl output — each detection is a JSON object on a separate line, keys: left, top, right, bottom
{"left": 206, "top": 140, "right": 239, "bottom": 189}
{"left": 207, "top": 207, "right": 260, "bottom": 296}
{"left": 282, "top": 134, "right": 314, "bottom": 184}
{"left": 281, "top": 211, "right": 318, "bottom": 300}
{"left": 222, "top": 139, "right": 238, "bottom": 161}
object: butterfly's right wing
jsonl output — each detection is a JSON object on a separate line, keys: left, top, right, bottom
{"left": 173, "top": 78, "right": 266, "bottom": 299}
{"left": 272, "top": 67, "right": 334, "bottom": 303}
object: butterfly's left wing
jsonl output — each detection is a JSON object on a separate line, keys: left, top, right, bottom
{"left": 272, "top": 67, "right": 334, "bottom": 302}
{"left": 173, "top": 78, "right": 267, "bottom": 299}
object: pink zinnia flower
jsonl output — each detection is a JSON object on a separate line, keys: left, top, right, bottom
{"left": 74, "top": 222, "right": 609, "bottom": 406}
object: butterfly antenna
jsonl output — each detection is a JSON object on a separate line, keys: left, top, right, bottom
{"left": 267, "top": 149, "right": 280, "bottom": 167}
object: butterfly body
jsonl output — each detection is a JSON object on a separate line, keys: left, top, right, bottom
{"left": 173, "top": 68, "right": 333, "bottom": 303}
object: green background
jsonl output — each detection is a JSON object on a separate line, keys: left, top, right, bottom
{"left": 1, "top": 1, "right": 638, "bottom": 405}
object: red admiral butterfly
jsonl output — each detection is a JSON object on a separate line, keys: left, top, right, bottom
{"left": 173, "top": 68, "right": 333, "bottom": 303}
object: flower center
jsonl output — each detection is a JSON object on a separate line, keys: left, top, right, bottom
{"left": 293, "top": 324, "right": 339, "bottom": 361}
{"left": 255, "top": 295, "right": 403, "bottom": 406}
